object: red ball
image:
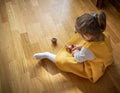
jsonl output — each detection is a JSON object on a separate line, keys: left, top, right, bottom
{"left": 51, "top": 38, "right": 57, "bottom": 44}
{"left": 66, "top": 44, "right": 74, "bottom": 53}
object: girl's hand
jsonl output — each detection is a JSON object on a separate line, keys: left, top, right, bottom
{"left": 72, "top": 45, "right": 82, "bottom": 51}
{"left": 71, "top": 45, "right": 82, "bottom": 57}
{"left": 66, "top": 44, "right": 75, "bottom": 53}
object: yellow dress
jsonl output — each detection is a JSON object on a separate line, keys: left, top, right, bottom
{"left": 55, "top": 32, "right": 113, "bottom": 83}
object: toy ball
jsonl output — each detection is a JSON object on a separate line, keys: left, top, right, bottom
{"left": 51, "top": 38, "right": 57, "bottom": 45}
{"left": 66, "top": 44, "right": 74, "bottom": 52}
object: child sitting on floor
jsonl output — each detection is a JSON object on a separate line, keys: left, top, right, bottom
{"left": 33, "top": 10, "right": 113, "bottom": 83}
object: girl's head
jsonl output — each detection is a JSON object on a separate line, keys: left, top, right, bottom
{"left": 75, "top": 10, "right": 106, "bottom": 42}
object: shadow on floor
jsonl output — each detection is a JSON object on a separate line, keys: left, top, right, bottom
{"left": 29, "top": 59, "right": 120, "bottom": 93}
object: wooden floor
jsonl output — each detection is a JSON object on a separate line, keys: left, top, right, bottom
{"left": 0, "top": 0, "right": 120, "bottom": 93}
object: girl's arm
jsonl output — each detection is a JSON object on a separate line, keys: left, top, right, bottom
{"left": 72, "top": 47, "right": 96, "bottom": 63}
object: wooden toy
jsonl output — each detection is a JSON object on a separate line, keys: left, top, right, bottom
{"left": 66, "top": 44, "right": 74, "bottom": 53}
{"left": 51, "top": 38, "right": 57, "bottom": 45}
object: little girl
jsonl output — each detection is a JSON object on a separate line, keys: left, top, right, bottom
{"left": 33, "top": 10, "right": 113, "bottom": 83}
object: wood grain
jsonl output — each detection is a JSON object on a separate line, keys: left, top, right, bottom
{"left": 0, "top": 0, "right": 120, "bottom": 93}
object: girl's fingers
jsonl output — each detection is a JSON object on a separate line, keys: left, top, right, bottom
{"left": 72, "top": 47, "right": 76, "bottom": 51}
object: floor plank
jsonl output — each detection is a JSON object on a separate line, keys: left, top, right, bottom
{"left": 0, "top": 0, "right": 120, "bottom": 93}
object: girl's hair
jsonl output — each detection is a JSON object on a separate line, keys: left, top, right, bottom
{"left": 75, "top": 10, "right": 106, "bottom": 41}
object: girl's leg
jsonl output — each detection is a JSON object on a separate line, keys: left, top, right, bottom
{"left": 33, "top": 52, "right": 56, "bottom": 62}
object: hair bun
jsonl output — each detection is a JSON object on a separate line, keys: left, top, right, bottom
{"left": 97, "top": 10, "right": 106, "bottom": 31}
